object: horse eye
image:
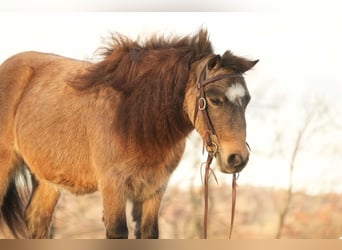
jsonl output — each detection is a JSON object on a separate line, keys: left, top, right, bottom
{"left": 209, "top": 98, "right": 223, "bottom": 106}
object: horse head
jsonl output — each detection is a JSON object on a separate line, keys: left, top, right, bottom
{"left": 185, "top": 51, "right": 258, "bottom": 174}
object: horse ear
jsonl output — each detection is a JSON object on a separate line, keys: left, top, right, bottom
{"left": 242, "top": 59, "right": 259, "bottom": 72}
{"left": 207, "top": 55, "right": 221, "bottom": 71}
{"left": 222, "top": 51, "right": 258, "bottom": 73}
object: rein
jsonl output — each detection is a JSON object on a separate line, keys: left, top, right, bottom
{"left": 193, "top": 64, "right": 242, "bottom": 239}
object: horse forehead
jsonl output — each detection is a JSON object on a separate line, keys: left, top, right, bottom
{"left": 225, "top": 82, "right": 247, "bottom": 104}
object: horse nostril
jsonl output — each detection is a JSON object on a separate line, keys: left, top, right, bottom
{"left": 227, "top": 154, "right": 244, "bottom": 169}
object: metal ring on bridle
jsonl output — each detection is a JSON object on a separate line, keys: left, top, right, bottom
{"left": 198, "top": 97, "right": 207, "bottom": 110}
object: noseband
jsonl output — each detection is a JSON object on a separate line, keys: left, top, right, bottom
{"left": 193, "top": 65, "right": 243, "bottom": 239}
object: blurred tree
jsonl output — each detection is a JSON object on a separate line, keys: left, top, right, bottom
{"left": 275, "top": 95, "right": 331, "bottom": 238}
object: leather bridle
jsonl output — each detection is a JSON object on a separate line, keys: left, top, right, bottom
{"left": 193, "top": 63, "right": 243, "bottom": 239}
{"left": 193, "top": 64, "right": 243, "bottom": 153}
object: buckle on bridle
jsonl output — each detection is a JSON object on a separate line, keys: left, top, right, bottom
{"left": 206, "top": 141, "right": 219, "bottom": 156}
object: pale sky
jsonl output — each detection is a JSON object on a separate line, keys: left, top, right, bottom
{"left": 0, "top": 0, "right": 341, "bottom": 11}
{"left": 0, "top": 12, "right": 341, "bottom": 194}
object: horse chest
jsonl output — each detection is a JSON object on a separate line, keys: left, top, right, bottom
{"left": 121, "top": 165, "right": 170, "bottom": 201}
{"left": 106, "top": 138, "right": 186, "bottom": 201}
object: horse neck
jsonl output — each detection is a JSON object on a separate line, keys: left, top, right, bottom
{"left": 111, "top": 81, "right": 194, "bottom": 152}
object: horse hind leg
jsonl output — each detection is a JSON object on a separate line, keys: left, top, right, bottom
{"left": 0, "top": 149, "right": 60, "bottom": 239}
{"left": 0, "top": 150, "right": 59, "bottom": 239}
{"left": 24, "top": 179, "right": 61, "bottom": 238}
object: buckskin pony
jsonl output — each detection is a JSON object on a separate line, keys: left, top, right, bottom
{"left": 0, "top": 29, "right": 257, "bottom": 238}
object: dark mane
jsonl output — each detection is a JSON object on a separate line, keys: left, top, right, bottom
{"left": 71, "top": 29, "right": 213, "bottom": 149}
{"left": 70, "top": 29, "right": 212, "bottom": 92}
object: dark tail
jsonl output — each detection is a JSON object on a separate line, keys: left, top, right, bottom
{"left": 0, "top": 165, "right": 32, "bottom": 238}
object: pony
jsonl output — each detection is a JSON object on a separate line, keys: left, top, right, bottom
{"left": 0, "top": 29, "right": 257, "bottom": 238}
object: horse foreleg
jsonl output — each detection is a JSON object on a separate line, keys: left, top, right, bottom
{"left": 25, "top": 180, "right": 60, "bottom": 238}
{"left": 132, "top": 201, "right": 142, "bottom": 238}
{"left": 139, "top": 189, "right": 164, "bottom": 239}
{"left": 101, "top": 181, "right": 128, "bottom": 239}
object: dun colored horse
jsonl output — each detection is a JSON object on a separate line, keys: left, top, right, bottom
{"left": 0, "top": 29, "right": 257, "bottom": 238}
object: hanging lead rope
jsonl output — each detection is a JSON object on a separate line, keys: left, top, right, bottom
{"left": 203, "top": 152, "right": 213, "bottom": 239}
{"left": 201, "top": 154, "right": 238, "bottom": 239}
{"left": 229, "top": 173, "right": 238, "bottom": 239}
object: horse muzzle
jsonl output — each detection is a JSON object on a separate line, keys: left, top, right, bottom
{"left": 217, "top": 151, "right": 249, "bottom": 174}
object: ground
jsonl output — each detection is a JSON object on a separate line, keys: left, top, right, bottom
{"left": 1, "top": 185, "right": 341, "bottom": 239}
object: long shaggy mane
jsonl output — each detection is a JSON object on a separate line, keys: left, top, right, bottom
{"left": 71, "top": 29, "right": 213, "bottom": 91}
{"left": 70, "top": 29, "right": 214, "bottom": 148}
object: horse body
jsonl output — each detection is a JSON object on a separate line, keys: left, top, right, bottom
{"left": 0, "top": 30, "right": 257, "bottom": 238}
{"left": 0, "top": 51, "right": 189, "bottom": 238}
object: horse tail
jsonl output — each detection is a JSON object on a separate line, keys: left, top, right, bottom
{"left": 1, "top": 164, "right": 32, "bottom": 238}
